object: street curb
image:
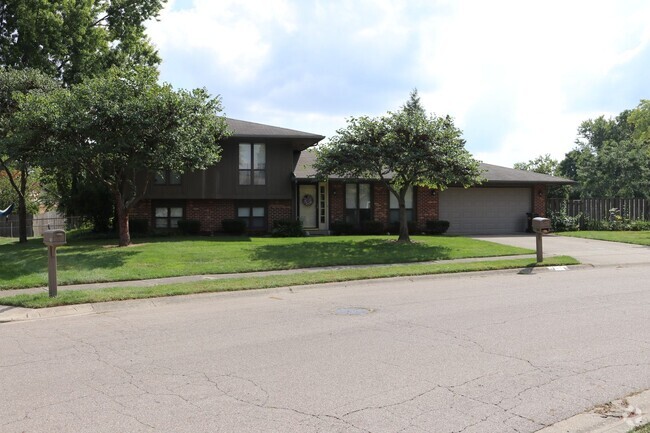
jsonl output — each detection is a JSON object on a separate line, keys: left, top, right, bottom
{"left": 536, "top": 389, "right": 649, "bottom": 433}
{"left": 0, "top": 264, "right": 588, "bottom": 323}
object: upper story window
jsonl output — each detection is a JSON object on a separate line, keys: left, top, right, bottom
{"left": 239, "top": 143, "right": 266, "bottom": 185}
{"left": 389, "top": 186, "right": 414, "bottom": 223}
{"left": 154, "top": 170, "right": 181, "bottom": 185}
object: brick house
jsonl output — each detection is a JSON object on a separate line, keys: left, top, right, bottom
{"left": 133, "top": 118, "right": 573, "bottom": 235}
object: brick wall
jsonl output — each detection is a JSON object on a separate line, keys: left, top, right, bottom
{"left": 373, "top": 183, "right": 389, "bottom": 224}
{"left": 186, "top": 199, "right": 236, "bottom": 232}
{"left": 130, "top": 200, "right": 151, "bottom": 220}
{"left": 268, "top": 200, "right": 292, "bottom": 224}
{"left": 329, "top": 181, "right": 345, "bottom": 224}
{"left": 533, "top": 184, "right": 547, "bottom": 216}
{"left": 416, "top": 186, "right": 439, "bottom": 229}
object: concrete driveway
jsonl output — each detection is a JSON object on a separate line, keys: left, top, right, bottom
{"left": 472, "top": 234, "right": 650, "bottom": 266}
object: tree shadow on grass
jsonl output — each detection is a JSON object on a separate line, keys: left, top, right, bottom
{"left": 249, "top": 239, "right": 452, "bottom": 269}
{"left": 0, "top": 240, "right": 141, "bottom": 288}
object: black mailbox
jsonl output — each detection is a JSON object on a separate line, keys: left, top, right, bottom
{"left": 532, "top": 217, "right": 551, "bottom": 234}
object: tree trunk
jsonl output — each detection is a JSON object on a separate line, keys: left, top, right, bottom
{"left": 397, "top": 195, "right": 411, "bottom": 243}
{"left": 114, "top": 190, "right": 131, "bottom": 247}
{"left": 18, "top": 165, "right": 28, "bottom": 243}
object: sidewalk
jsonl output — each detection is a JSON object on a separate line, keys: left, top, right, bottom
{"left": 0, "top": 253, "right": 539, "bottom": 299}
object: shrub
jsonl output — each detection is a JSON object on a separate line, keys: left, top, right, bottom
{"left": 271, "top": 219, "right": 305, "bottom": 237}
{"left": 359, "top": 220, "right": 384, "bottom": 235}
{"left": 177, "top": 219, "right": 201, "bottom": 235}
{"left": 129, "top": 218, "right": 149, "bottom": 235}
{"left": 425, "top": 220, "right": 450, "bottom": 235}
{"left": 630, "top": 220, "right": 650, "bottom": 231}
{"left": 387, "top": 221, "right": 418, "bottom": 235}
{"left": 549, "top": 210, "right": 580, "bottom": 232}
{"left": 222, "top": 219, "right": 246, "bottom": 235}
{"left": 330, "top": 220, "right": 355, "bottom": 235}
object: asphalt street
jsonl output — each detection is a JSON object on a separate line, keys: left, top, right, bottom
{"left": 2, "top": 261, "right": 649, "bottom": 432}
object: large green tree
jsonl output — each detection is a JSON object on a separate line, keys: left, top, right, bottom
{"left": 0, "top": 68, "right": 59, "bottom": 242}
{"left": 16, "top": 66, "right": 229, "bottom": 246}
{"left": 0, "top": 0, "right": 164, "bottom": 85}
{"left": 315, "top": 90, "right": 482, "bottom": 243}
{"left": 0, "top": 0, "right": 166, "bottom": 236}
{"left": 514, "top": 154, "right": 559, "bottom": 175}
{"left": 558, "top": 109, "right": 650, "bottom": 198}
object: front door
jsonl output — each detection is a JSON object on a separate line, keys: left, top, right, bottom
{"left": 298, "top": 184, "right": 318, "bottom": 229}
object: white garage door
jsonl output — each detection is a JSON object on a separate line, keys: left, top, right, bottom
{"left": 439, "top": 187, "right": 532, "bottom": 234}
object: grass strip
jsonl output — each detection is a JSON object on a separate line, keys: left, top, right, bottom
{"left": 0, "top": 256, "right": 579, "bottom": 308}
{"left": 559, "top": 230, "right": 650, "bottom": 246}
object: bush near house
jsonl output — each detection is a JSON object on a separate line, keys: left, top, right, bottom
{"left": 221, "top": 219, "right": 246, "bottom": 235}
{"left": 387, "top": 221, "right": 418, "bottom": 235}
{"left": 359, "top": 220, "right": 384, "bottom": 235}
{"left": 426, "top": 220, "right": 450, "bottom": 235}
{"left": 177, "top": 219, "right": 201, "bottom": 235}
{"left": 271, "top": 219, "right": 305, "bottom": 237}
{"left": 129, "top": 219, "right": 149, "bottom": 235}
{"left": 330, "top": 221, "right": 355, "bottom": 235}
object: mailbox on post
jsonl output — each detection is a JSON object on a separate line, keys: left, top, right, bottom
{"left": 532, "top": 217, "right": 551, "bottom": 234}
{"left": 43, "top": 229, "right": 66, "bottom": 297}
{"left": 531, "top": 217, "right": 551, "bottom": 262}
{"left": 43, "top": 229, "right": 66, "bottom": 246}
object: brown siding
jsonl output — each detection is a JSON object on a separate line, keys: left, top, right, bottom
{"left": 533, "top": 183, "right": 547, "bottom": 216}
{"left": 144, "top": 139, "right": 296, "bottom": 200}
{"left": 416, "top": 187, "right": 439, "bottom": 229}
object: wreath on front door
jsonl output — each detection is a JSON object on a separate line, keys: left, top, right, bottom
{"left": 302, "top": 194, "right": 314, "bottom": 206}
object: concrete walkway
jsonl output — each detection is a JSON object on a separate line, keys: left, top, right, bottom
{"left": 0, "top": 253, "right": 539, "bottom": 298}
{"left": 473, "top": 233, "right": 650, "bottom": 266}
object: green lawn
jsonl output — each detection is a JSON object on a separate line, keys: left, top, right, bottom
{"left": 558, "top": 231, "right": 650, "bottom": 246}
{"left": 0, "top": 235, "right": 534, "bottom": 290}
{"left": 630, "top": 423, "right": 650, "bottom": 432}
{"left": 0, "top": 255, "right": 578, "bottom": 308}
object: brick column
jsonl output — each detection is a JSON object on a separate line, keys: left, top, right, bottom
{"left": 533, "top": 184, "right": 547, "bottom": 216}
{"left": 329, "top": 181, "right": 345, "bottom": 224}
{"left": 416, "top": 187, "right": 439, "bottom": 229}
{"left": 373, "top": 182, "right": 389, "bottom": 225}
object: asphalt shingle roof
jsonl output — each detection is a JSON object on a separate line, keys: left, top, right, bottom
{"left": 293, "top": 150, "right": 575, "bottom": 185}
{"left": 225, "top": 118, "right": 325, "bottom": 141}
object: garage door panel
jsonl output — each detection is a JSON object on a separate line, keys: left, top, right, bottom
{"left": 439, "top": 187, "right": 531, "bottom": 234}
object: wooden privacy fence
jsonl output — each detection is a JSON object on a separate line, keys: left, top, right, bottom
{"left": 0, "top": 215, "right": 84, "bottom": 238}
{"left": 548, "top": 198, "right": 650, "bottom": 220}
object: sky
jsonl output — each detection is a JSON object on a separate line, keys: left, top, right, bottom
{"left": 146, "top": 0, "right": 650, "bottom": 167}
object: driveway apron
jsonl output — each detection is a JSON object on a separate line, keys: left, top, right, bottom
{"left": 472, "top": 234, "right": 650, "bottom": 266}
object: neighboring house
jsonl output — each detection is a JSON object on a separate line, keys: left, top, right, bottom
{"left": 133, "top": 118, "right": 573, "bottom": 235}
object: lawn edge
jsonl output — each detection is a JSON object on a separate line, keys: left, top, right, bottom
{"left": 0, "top": 256, "right": 579, "bottom": 309}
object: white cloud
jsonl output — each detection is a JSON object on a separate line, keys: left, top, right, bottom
{"left": 148, "top": 0, "right": 650, "bottom": 167}
{"left": 149, "top": 0, "right": 297, "bottom": 83}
